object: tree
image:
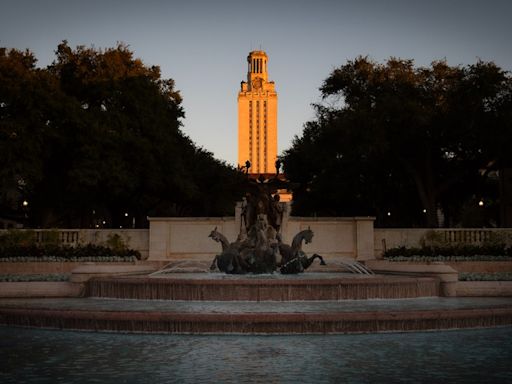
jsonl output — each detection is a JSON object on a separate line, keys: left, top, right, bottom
{"left": 0, "top": 48, "right": 51, "bottom": 224}
{"left": 1, "top": 42, "right": 245, "bottom": 228}
{"left": 283, "top": 57, "right": 512, "bottom": 227}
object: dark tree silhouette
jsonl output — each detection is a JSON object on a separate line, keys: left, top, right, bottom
{"left": 283, "top": 57, "right": 512, "bottom": 227}
{"left": 0, "top": 42, "right": 245, "bottom": 228}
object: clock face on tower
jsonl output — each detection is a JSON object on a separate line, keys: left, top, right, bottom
{"left": 252, "top": 77, "right": 263, "bottom": 90}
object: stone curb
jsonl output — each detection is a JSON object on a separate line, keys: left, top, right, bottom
{"left": 1, "top": 306, "right": 511, "bottom": 334}
{"left": 0, "top": 282, "right": 83, "bottom": 298}
{"left": 457, "top": 281, "right": 512, "bottom": 297}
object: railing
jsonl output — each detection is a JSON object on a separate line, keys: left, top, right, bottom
{"left": 34, "top": 230, "right": 80, "bottom": 245}
{"left": 374, "top": 228, "right": 512, "bottom": 257}
{"left": 442, "top": 230, "right": 493, "bottom": 244}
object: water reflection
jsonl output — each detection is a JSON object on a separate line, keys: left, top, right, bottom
{"left": 1, "top": 327, "right": 511, "bottom": 383}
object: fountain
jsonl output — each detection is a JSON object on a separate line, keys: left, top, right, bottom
{"left": 2, "top": 169, "right": 512, "bottom": 334}
{"left": 207, "top": 173, "right": 330, "bottom": 275}
{"left": 80, "top": 172, "right": 444, "bottom": 304}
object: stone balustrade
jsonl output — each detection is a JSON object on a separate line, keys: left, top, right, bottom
{"left": 0, "top": 228, "right": 149, "bottom": 259}
{"left": 374, "top": 228, "right": 512, "bottom": 257}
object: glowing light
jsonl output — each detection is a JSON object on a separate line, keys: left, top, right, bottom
{"left": 124, "top": 212, "right": 129, "bottom": 217}
{"left": 422, "top": 209, "right": 427, "bottom": 213}
{"left": 478, "top": 200, "right": 484, "bottom": 207}
{"left": 387, "top": 211, "right": 391, "bottom": 216}
{"left": 22, "top": 200, "right": 28, "bottom": 207}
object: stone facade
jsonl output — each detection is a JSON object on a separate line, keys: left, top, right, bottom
{"left": 238, "top": 50, "right": 278, "bottom": 174}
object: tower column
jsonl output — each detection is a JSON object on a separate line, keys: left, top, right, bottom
{"left": 238, "top": 50, "right": 277, "bottom": 175}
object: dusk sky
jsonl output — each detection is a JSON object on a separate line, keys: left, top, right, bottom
{"left": 1, "top": 0, "right": 511, "bottom": 166}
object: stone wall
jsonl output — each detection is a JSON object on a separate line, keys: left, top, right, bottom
{"left": 148, "top": 217, "right": 238, "bottom": 260}
{"left": 4, "top": 225, "right": 512, "bottom": 262}
{"left": 147, "top": 216, "right": 375, "bottom": 261}
{"left": 285, "top": 217, "right": 374, "bottom": 261}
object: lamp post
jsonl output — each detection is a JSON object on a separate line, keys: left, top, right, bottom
{"left": 21, "top": 200, "right": 29, "bottom": 228}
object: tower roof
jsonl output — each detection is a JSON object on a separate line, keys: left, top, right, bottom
{"left": 247, "top": 50, "right": 268, "bottom": 59}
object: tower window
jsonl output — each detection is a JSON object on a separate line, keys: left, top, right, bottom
{"left": 249, "top": 101, "right": 253, "bottom": 161}
{"left": 256, "top": 100, "right": 260, "bottom": 172}
{"left": 264, "top": 101, "right": 267, "bottom": 171}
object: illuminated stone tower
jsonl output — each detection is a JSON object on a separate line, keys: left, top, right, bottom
{"left": 238, "top": 50, "right": 278, "bottom": 175}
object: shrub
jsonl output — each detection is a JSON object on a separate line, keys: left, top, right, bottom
{"left": 106, "top": 233, "right": 129, "bottom": 255}
{"left": 459, "top": 272, "right": 512, "bottom": 281}
{"left": 420, "top": 230, "right": 448, "bottom": 248}
{"left": 0, "top": 229, "right": 37, "bottom": 248}
{"left": 0, "top": 230, "right": 141, "bottom": 260}
{"left": 0, "top": 274, "right": 69, "bottom": 282}
{"left": 39, "top": 230, "right": 61, "bottom": 247}
{"left": 383, "top": 242, "right": 512, "bottom": 260}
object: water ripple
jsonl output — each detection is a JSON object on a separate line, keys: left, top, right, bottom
{"left": 1, "top": 327, "right": 511, "bottom": 383}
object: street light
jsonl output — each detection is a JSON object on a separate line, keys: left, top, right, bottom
{"left": 478, "top": 200, "right": 484, "bottom": 207}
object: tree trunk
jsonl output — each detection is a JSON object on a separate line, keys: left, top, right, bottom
{"left": 402, "top": 159, "right": 438, "bottom": 227}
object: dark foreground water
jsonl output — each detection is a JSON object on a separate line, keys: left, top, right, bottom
{"left": 1, "top": 327, "right": 511, "bottom": 384}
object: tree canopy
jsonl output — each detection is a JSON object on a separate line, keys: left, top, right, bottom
{"left": 0, "top": 42, "right": 245, "bottom": 228}
{"left": 283, "top": 57, "right": 512, "bottom": 227}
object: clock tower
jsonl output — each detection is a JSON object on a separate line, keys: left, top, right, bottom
{"left": 238, "top": 50, "right": 278, "bottom": 175}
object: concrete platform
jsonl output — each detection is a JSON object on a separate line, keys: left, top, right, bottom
{"left": 1, "top": 297, "right": 511, "bottom": 334}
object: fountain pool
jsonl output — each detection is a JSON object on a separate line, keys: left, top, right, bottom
{"left": 1, "top": 326, "right": 511, "bottom": 383}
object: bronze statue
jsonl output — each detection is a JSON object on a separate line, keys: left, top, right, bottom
{"left": 209, "top": 173, "right": 325, "bottom": 274}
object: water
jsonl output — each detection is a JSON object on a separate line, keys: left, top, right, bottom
{"left": 1, "top": 326, "right": 511, "bottom": 383}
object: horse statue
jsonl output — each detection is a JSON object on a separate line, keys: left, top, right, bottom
{"left": 208, "top": 227, "right": 229, "bottom": 251}
{"left": 209, "top": 224, "right": 327, "bottom": 275}
{"left": 278, "top": 228, "right": 326, "bottom": 274}
{"left": 209, "top": 227, "right": 250, "bottom": 274}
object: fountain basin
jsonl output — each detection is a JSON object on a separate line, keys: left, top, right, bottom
{"left": 86, "top": 273, "right": 440, "bottom": 301}
{"left": 1, "top": 297, "right": 511, "bottom": 334}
